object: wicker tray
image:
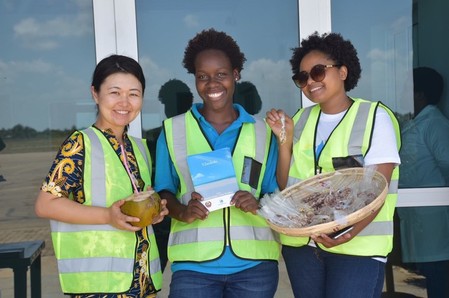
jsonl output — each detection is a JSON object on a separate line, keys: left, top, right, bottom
{"left": 266, "top": 168, "right": 388, "bottom": 237}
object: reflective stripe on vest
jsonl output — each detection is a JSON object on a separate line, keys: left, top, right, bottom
{"left": 164, "top": 112, "right": 279, "bottom": 262}
{"left": 282, "top": 99, "right": 401, "bottom": 257}
{"left": 57, "top": 256, "right": 161, "bottom": 276}
{"left": 50, "top": 127, "right": 162, "bottom": 293}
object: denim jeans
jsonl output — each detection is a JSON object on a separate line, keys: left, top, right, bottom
{"left": 168, "top": 261, "right": 279, "bottom": 298}
{"left": 282, "top": 245, "right": 385, "bottom": 298}
{"left": 415, "top": 261, "right": 449, "bottom": 298}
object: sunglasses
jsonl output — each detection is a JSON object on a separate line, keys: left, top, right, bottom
{"left": 292, "top": 64, "right": 342, "bottom": 88}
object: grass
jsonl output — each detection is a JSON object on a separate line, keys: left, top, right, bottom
{"left": 0, "top": 136, "right": 66, "bottom": 154}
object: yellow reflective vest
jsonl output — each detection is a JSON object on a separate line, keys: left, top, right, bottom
{"left": 282, "top": 99, "right": 400, "bottom": 257}
{"left": 164, "top": 111, "right": 279, "bottom": 262}
{"left": 50, "top": 127, "right": 162, "bottom": 294}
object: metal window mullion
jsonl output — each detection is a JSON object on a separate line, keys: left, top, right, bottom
{"left": 298, "top": 0, "right": 331, "bottom": 108}
{"left": 93, "top": 0, "right": 142, "bottom": 138}
{"left": 93, "top": 0, "right": 117, "bottom": 62}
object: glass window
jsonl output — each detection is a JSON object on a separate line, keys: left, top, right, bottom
{"left": 332, "top": 0, "right": 449, "bottom": 193}
{"left": 0, "top": 1, "right": 95, "bottom": 239}
{"left": 332, "top": 1, "right": 413, "bottom": 114}
{"left": 333, "top": 1, "right": 449, "bottom": 297}
{"left": 135, "top": 0, "right": 300, "bottom": 156}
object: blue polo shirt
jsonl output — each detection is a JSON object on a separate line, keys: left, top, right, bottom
{"left": 154, "top": 103, "right": 278, "bottom": 275}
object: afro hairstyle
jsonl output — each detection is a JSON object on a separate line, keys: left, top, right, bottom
{"left": 290, "top": 31, "right": 361, "bottom": 91}
{"left": 182, "top": 28, "right": 246, "bottom": 75}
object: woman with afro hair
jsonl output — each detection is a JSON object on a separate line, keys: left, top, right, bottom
{"left": 266, "top": 32, "right": 401, "bottom": 297}
{"left": 154, "top": 28, "right": 280, "bottom": 297}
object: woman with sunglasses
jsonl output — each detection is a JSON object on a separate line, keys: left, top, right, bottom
{"left": 266, "top": 32, "right": 401, "bottom": 298}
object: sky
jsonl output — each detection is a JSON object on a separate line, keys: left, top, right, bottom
{"left": 0, "top": 0, "right": 412, "bottom": 132}
{"left": 135, "top": 0, "right": 300, "bottom": 130}
{"left": 0, "top": 0, "right": 95, "bottom": 131}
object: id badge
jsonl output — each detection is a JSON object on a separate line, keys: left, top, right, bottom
{"left": 241, "top": 156, "right": 262, "bottom": 189}
{"left": 332, "top": 154, "right": 364, "bottom": 170}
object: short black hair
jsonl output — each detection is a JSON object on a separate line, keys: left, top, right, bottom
{"left": 183, "top": 28, "right": 246, "bottom": 74}
{"left": 290, "top": 32, "right": 361, "bottom": 91}
{"left": 91, "top": 54, "right": 145, "bottom": 94}
{"left": 413, "top": 67, "right": 444, "bottom": 105}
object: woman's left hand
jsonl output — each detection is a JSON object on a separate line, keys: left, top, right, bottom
{"left": 152, "top": 199, "right": 169, "bottom": 224}
{"left": 231, "top": 191, "right": 259, "bottom": 215}
{"left": 265, "top": 109, "right": 294, "bottom": 145}
{"left": 310, "top": 231, "right": 352, "bottom": 248}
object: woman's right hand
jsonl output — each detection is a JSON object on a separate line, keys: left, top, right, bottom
{"left": 265, "top": 109, "right": 294, "bottom": 145}
{"left": 109, "top": 200, "right": 142, "bottom": 232}
{"left": 178, "top": 191, "right": 209, "bottom": 223}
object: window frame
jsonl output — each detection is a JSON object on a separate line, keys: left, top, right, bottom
{"left": 92, "top": 0, "right": 449, "bottom": 207}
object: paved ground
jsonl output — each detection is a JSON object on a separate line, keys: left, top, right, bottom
{"left": 0, "top": 152, "right": 427, "bottom": 297}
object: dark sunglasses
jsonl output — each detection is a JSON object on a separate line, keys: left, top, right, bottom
{"left": 292, "top": 64, "right": 342, "bottom": 88}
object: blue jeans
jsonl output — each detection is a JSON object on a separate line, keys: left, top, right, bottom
{"left": 282, "top": 245, "right": 385, "bottom": 298}
{"left": 168, "top": 261, "right": 279, "bottom": 298}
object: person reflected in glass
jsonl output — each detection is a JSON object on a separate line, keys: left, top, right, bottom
{"left": 34, "top": 54, "right": 168, "bottom": 297}
{"left": 146, "top": 78, "right": 194, "bottom": 273}
{"left": 265, "top": 32, "right": 401, "bottom": 298}
{"left": 146, "top": 79, "right": 194, "bottom": 161}
{"left": 398, "top": 67, "right": 449, "bottom": 298}
{"left": 233, "top": 80, "right": 262, "bottom": 115}
{"left": 154, "top": 28, "right": 280, "bottom": 298}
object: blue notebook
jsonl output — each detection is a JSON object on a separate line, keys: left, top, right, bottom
{"left": 187, "top": 147, "right": 239, "bottom": 211}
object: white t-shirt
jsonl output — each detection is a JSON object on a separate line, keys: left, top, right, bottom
{"left": 316, "top": 106, "right": 401, "bottom": 166}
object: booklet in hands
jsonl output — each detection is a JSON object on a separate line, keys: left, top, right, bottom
{"left": 187, "top": 147, "right": 239, "bottom": 212}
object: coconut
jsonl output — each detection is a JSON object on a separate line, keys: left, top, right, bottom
{"left": 120, "top": 190, "right": 161, "bottom": 227}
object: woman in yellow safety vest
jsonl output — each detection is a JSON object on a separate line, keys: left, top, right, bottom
{"left": 266, "top": 32, "right": 401, "bottom": 298}
{"left": 35, "top": 54, "right": 168, "bottom": 297}
{"left": 154, "top": 28, "right": 280, "bottom": 298}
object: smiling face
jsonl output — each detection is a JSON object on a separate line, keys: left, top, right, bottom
{"left": 194, "top": 49, "right": 239, "bottom": 111}
{"left": 92, "top": 72, "right": 143, "bottom": 137}
{"left": 299, "top": 50, "right": 348, "bottom": 109}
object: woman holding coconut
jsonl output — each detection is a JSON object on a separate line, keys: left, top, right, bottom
{"left": 35, "top": 54, "right": 168, "bottom": 297}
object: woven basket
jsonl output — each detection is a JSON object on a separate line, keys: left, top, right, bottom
{"left": 267, "top": 168, "right": 388, "bottom": 237}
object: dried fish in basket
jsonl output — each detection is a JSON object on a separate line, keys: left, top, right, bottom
{"left": 258, "top": 167, "right": 388, "bottom": 237}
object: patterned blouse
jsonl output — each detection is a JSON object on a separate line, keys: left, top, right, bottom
{"left": 42, "top": 126, "right": 157, "bottom": 298}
